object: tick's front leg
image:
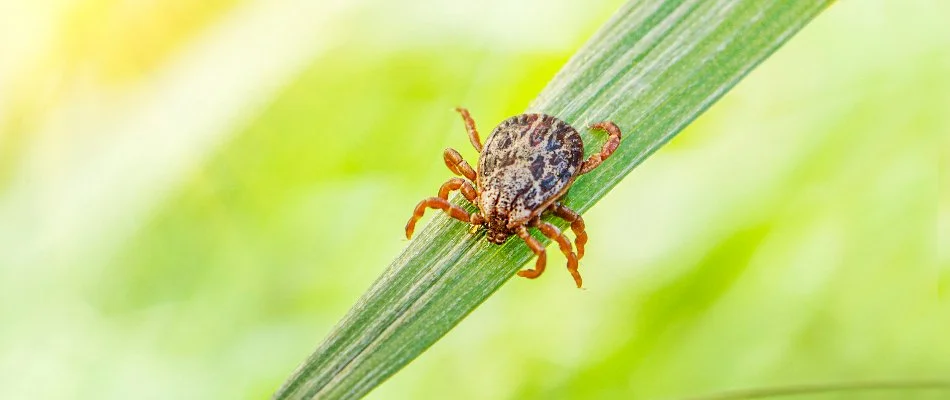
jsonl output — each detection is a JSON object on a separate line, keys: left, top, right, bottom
{"left": 438, "top": 177, "right": 477, "bottom": 203}
{"left": 405, "top": 197, "right": 479, "bottom": 239}
{"left": 516, "top": 225, "right": 547, "bottom": 280}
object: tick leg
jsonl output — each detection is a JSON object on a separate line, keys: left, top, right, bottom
{"left": 579, "top": 121, "right": 622, "bottom": 175}
{"left": 405, "top": 197, "right": 479, "bottom": 239}
{"left": 516, "top": 225, "right": 547, "bottom": 280}
{"left": 550, "top": 203, "right": 588, "bottom": 260}
{"left": 455, "top": 107, "right": 482, "bottom": 152}
{"left": 444, "top": 148, "right": 477, "bottom": 182}
{"left": 534, "top": 219, "right": 582, "bottom": 288}
{"left": 438, "top": 177, "right": 477, "bottom": 203}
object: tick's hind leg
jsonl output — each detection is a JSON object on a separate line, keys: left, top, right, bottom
{"left": 444, "top": 148, "right": 477, "bottom": 181}
{"left": 579, "top": 121, "right": 622, "bottom": 175}
{"left": 533, "top": 218, "right": 582, "bottom": 288}
{"left": 550, "top": 203, "right": 588, "bottom": 259}
{"left": 455, "top": 107, "right": 482, "bottom": 152}
{"left": 405, "top": 197, "right": 480, "bottom": 239}
{"left": 516, "top": 225, "right": 547, "bottom": 280}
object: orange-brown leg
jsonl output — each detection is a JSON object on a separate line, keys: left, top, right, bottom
{"left": 405, "top": 197, "right": 479, "bottom": 239}
{"left": 516, "top": 225, "right": 547, "bottom": 280}
{"left": 443, "top": 148, "right": 477, "bottom": 181}
{"left": 550, "top": 203, "right": 588, "bottom": 260}
{"left": 455, "top": 107, "right": 482, "bottom": 152}
{"left": 534, "top": 219, "right": 582, "bottom": 288}
{"left": 579, "top": 121, "right": 622, "bottom": 175}
{"left": 437, "top": 177, "right": 477, "bottom": 203}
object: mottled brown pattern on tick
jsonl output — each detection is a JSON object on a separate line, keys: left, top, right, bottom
{"left": 405, "top": 108, "right": 622, "bottom": 288}
{"left": 478, "top": 114, "right": 583, "bottom": 242}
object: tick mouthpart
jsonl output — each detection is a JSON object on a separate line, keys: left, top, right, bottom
{"left": 486, "top": 230, "right": 511, "bottom": 244}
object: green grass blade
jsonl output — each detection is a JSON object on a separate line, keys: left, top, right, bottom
{"left": 273, "top": 1, "right": 834, "bottom": 399}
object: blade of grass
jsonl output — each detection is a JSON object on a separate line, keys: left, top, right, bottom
{"left": 273, "top": 1, "right": 834, "bottom": 399}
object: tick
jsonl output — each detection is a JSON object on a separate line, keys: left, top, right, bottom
{"left": 405, "top": 108, "right": 621, "bottom": 287}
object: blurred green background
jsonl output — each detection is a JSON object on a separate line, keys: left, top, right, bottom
{"left": 0, "top": 0, "right": 947, "bottom": 399}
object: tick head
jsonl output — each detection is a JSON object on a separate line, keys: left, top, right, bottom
{"left": 482, "top": 209, "right": 513, "bottom": 244}
{"left": 486, "top": 229, "right": 511, "bottom": 244}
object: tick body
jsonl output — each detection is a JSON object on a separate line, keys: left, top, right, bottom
{"left": 405, "top": 108, "right": 621, "bottom": 288}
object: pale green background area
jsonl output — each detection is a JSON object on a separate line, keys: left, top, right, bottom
{"left": 0, "top": 0, "right": 947, "bottom": 399}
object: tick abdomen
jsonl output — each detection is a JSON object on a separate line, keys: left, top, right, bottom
{"left": 477, "top": 114, "right": 584, "bottom": 229}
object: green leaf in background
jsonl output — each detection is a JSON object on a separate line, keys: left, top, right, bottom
{"left": 273, "top": 1, "right": 834, "bottom": 399}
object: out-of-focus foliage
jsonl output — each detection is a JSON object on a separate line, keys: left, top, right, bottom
{"left": 0, "top": 1, "right": 946, "bottom": 399}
